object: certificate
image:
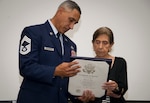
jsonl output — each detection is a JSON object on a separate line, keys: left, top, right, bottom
{"left": 68, "top": 56, "right": 111, "bottom": 98}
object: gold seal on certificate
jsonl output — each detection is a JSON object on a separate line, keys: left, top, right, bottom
{"left": 68, "top": 56, "right": 111, "bottom": 98}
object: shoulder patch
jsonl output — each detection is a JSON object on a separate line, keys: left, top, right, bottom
{"left": 19, "top": 35, "right": 31, "bottom": 55}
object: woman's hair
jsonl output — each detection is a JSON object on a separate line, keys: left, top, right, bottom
{"left": 58, "top": 0, "right": 81, "bottom": 14}
{"left": 92, "top": 27, "right": 114, "bottom": 44}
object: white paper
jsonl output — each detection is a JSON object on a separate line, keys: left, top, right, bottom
{"left": 68, "top": 59, "right": 110, "bottom": 97}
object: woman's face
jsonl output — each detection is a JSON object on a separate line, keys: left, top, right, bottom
{"left": 93, "top": 34, "right": 113, "bottom": 58}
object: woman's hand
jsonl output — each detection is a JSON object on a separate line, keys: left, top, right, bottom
{"left": 77, "top": 90, "right": 95, "bottom": 103}
{"left": 102, "top": 80, "right": 121, "bottom": 98}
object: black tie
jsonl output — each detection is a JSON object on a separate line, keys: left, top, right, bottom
{"left": 57, "top": 32, "right": 64, "bottom": 55}
{"left": 57, "top": 32, "right": 60, "bottom": 38}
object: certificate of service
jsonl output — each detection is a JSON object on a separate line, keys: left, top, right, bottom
{"left": 68, "top": 56, "right": 111, "bottom": 98}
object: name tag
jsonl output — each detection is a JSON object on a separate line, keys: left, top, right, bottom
{"left": 44, "top": 47, "right": 54, "bottom": 51}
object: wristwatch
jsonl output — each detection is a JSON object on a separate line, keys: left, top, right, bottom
{"left": 112, "top": 86, "right": 122, "bottom": 95}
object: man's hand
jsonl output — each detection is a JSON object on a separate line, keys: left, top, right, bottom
{"left": 54, "top": 61, "right": 81, "bottom": 77}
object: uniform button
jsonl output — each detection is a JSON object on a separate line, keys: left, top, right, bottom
{"left": 60, "top": 88, "right": 62, "bottom": 90}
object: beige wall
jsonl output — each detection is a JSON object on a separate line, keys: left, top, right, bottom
{"left": 0, "top": 0, "right": 150, "bottom": 101}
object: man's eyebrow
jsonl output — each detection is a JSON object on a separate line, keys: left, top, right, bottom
{"left": 69, "top": 17, "right": 79, "bottom": 23}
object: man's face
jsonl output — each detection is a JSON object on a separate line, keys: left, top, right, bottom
{"left": 58, "top": 8, "right": 80, "bottom": 34}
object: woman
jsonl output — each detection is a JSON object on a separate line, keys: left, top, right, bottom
{"left": 92, "top": 27, "right": 128, "bottom": 103}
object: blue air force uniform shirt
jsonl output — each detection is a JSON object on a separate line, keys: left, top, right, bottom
{"left": 17, "top": 20, "right": 77, "bottom": 103}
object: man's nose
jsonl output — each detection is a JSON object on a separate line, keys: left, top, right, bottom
{"left": 69, "top": 23, "right": 75, "bottom": 29}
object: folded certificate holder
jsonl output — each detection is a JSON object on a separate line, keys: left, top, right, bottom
{"left": 69, "top": 56, "right": 112, "bottom": 98}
